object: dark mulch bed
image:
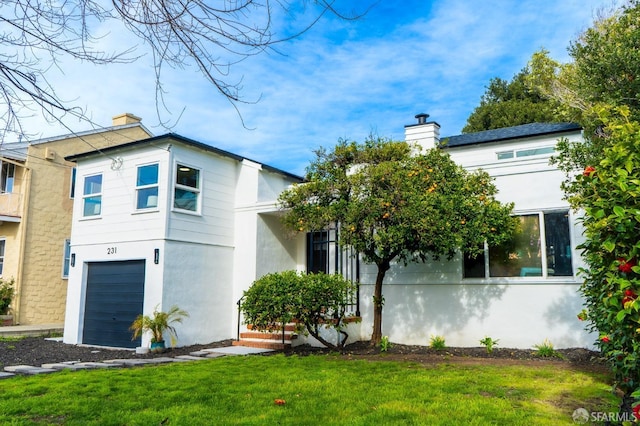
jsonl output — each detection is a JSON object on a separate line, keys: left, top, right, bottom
{"left": 0, "top": 336, "right": 608, "bottom": 374}
{"left": 0, "top": 337, "right": 235, "bottom": 368}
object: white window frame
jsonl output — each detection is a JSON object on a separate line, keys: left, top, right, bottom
{"left": 62, "top": 239, "right": 71, "bottom": 278}
{"left": 172, "top": 163, "right": 201, "bottom": 214}
{"left": 135, "top": 163, "right": 160, "bottom": 211}
{"left": 463, "top": 209, "right": 575, "bottom": 282}
{"left": 82, "top": 173, "right": 103, "bottom": 217}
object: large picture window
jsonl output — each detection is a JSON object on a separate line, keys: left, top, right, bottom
{"left": 82, "top": 174, "right": 102, "bottom": 217}
{"left": 174, "top": 164, "right": 200, "bottom": 212}
{"left": 136, "top": 164, "right": 159, "bottom": 209}
{"left": 464, "top": 211, "right": 573, "bottom": 279}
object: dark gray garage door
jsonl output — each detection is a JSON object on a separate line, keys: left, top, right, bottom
{"left": 83, "top": 260, "right": 145, "bottom": 348}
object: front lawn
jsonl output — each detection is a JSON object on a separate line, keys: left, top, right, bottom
{"left": 0, "top": 354, "right": 617, "bottom": 425}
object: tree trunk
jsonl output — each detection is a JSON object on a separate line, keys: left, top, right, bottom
{"left": 371, "top": 264, "right": 388, "bottom": 345}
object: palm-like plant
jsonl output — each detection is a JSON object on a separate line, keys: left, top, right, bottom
{"left": 130, "top": 305, "right": 189, "bottom": 348}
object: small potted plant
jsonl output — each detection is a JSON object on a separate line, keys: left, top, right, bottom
{"left": 129, "top": 305, "right": 189, "bottom": 352}
{"left": 0, "top": 278, "right": 15, "bottom": 326}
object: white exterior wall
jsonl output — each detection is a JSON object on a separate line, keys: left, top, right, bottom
{"left": 65, "top": 138, "right": 302, "bottom": 348}
{"left": 357, "top": 129, "right": 595, "bottom": 349}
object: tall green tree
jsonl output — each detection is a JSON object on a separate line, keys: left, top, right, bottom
{"left": 528, "top": 1, "right": 640, "bottom": 174}
{"left": 278, "top": 137, "right": 515, "bottom": 344}
{"left": 462, "top": 66, "right": 562, "bottom": 133}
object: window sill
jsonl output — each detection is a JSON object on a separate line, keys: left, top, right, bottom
{"left": 132, "top": 208, "right": 160, "bottom": 215}
{"left": 461, "top": 277, "right": 580, "bottom": 285}
{"left": 79, "top": 215, "right": 101, "bottom": 221}
{"left": 171, "top": 208, "right": 202, "bottom": 217}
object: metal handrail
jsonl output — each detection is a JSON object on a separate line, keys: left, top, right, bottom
{"left": 236, "top": 295, "right": 245, "bottom": 341}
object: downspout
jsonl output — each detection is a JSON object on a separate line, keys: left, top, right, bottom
{"left": 14, "top": 166, "right": 32, "bottom": 324}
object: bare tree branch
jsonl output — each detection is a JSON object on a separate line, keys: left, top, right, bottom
{"left": 0, "top": 0, "right": 368, "bottom": 140}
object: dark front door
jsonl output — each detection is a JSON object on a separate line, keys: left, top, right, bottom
{"left": 83, "top": 260, "right": 145, "bottom": 348}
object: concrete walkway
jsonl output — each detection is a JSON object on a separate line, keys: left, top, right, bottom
{"left": 0, "top": 323, "right": 64, "bottom": 338}
{"left": 0, "top": 324, "right": 273, "bottom": 379}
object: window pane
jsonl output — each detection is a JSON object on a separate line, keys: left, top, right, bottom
{"left": 137, "top": 187, "right": 159, "bottom": 209}
{"left": 307, "top": 231, "right": 329, "bottom": 274}
{"left": 174, "top": 188, "right": 197, "bottom": 211}
{"left": 70, "top": 168, "right": 76, "bottom": 198}
{"left": 497, "top": 151, "right": 514, "bottom": 160}
{"left": 0, "top": 240, "right": 5, "bottom": 275}
{"left": 516, "top": 147, "right": 555, "bottom": 157}
{"left": 489, "top": 215, "right": 542, "bottom": 277}
{"left": 176, "top": 166, "right": 199, "bottom": 189}
{"left": 463, "top": 251, "right": 486, "bottom": 278}
{"left": 84, "top": 175, "right": 102, "bottom": 195}
{"left": 137, "top": 164, "right": 159, "bottom": 186}
{"left": 83, "top": 197, "right": 101, "bottom": 216}
{"left": 63, "top": 239, "right": 70, "bottom": 277}
{"left": 544, "top": 212, "right": 573, "bottom": 276}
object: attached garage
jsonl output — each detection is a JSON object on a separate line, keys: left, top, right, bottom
{"left": 82, "top": 260, "right": 145, "bottom": 348}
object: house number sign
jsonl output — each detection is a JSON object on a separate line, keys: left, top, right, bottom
{"left": 107, "top": 247, "right": 117, "bottom": 255}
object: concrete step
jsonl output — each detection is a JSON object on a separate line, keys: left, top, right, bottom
{"left": 232, "top": 340, "right": 290, "bottom": 350}
{"left": 239, "top": 331, "right": 298, "bottom": 340}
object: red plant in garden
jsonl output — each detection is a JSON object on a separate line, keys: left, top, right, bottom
{"left": 633, "top": 403, "right": 640, "bottom": 421}
{"left": 618, "top": 258, "right": 636, "bottom": 274}
{"left": 622, "top": 289, "right": 637, "bottom": 306}
{"left": 600, "top": 335, "right": 611, "bottom": 343}
{"left": 583, "top": 165, "right": 596, "bottom": 176}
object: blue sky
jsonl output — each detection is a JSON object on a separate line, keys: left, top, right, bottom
{"left": 20, "top": 0, "right": 612, "bottom": 176}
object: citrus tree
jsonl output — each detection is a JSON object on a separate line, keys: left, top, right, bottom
{"left": 278, "top": 137, "right": 515, "bottom": 344}
{"left": 571, "top": 107, "right": 640, "bottom": 418}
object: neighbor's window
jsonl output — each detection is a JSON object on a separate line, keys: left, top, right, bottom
{"left": 62, "top": 239, "right": 71, "bottom": 278}
{"left": 70, "top": 167, "right": 76, "bottom": 199}
{"left": 82, "top": 174, "right": 102, "bottom": 217}
{"left": 173, "top": 164, "right": 200, "bottom": 212}
{"left": 136, "top": 163, "right": 159, "bottom": 209}
{"left": 464, "top": 211, "right": 573, "bottom": 279}
{"left": 0, "top": 239, "right": 5, "bottom": 275}
{"left": 1, "top": 162, "right": 15, "bottom": 193}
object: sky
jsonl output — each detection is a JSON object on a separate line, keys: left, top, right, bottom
{"left": 13, "top": 0, "right": 614, "bottom": 176}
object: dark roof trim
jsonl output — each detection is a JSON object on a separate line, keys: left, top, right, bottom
{"left": 442, "top": 122, "right": 582, "bottom": 148}
{"left": 65, "top": 133, "right": 303, "bottom": 182}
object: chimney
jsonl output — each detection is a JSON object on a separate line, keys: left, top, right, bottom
{"left": 404, "top": 113, "right": 440, "bottom": 151}
{"left": 112, "top": 113, "right": 142, "bottom": 126}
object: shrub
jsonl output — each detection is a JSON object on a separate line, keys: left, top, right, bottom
{"left": 429, "top": 335, "right": 446, "bottom": 350}
{"left": 479, "top": 336, "right": 499, "bottom": 354}
{"left": 0, "top": 278, "right": 15, "bottom": 315}
{"left": 241, "top": 271, "right": 357, "bottom": 350}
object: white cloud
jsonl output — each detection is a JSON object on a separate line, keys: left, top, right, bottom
{"left": 10, "top": 0, "right": 611, "bottom": 175}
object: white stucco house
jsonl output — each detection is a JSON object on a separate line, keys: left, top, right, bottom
{"left": 63, "top": 117, "right": 595, "bottom": 350}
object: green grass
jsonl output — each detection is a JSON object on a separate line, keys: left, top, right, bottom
{"left": 0, "top": 354, "right": 617, "bottom": 425}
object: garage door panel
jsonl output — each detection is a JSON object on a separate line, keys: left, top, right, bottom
{"left": 83, "top": 260, "right": 145, "bottom": 348}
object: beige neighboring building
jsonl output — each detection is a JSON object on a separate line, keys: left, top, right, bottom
{"left": 0, "top": 113, "right": 152, "bottom": 325}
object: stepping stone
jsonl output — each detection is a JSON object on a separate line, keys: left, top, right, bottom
{"left": 0, "top": 371, "right": 16, "bottom": 379}
{"left": 74, "top": 362, "right": 121, "bottom": 369}
{"left": 142, "top": 357, "right": 179, "bottom": 364}
{"left": 205, "top": 353, "right": 227, "bottom": 358}
{"left": 4, "top": 365, "right": 57, "bottom": 375}
{"left": 189, "top": 350, "right": 210, "bottom": 357}
{"left": 41, "top": 363, "right": 91, "bottom": 371}
{"left": 175, "top": 355, "right": 208, "bottom": 361}
{"left": 103, "top": 359, "right": 153, "bottom": 366}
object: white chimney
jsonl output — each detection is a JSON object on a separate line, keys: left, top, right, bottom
{"left": 404, "top": 113, "right": 440, "bottom": 151}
